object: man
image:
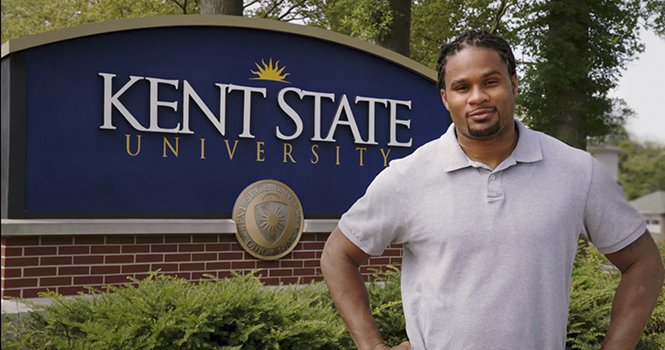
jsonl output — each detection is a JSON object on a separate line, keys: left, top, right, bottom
{"left": 321, "top": 30, "right": 664, "bottom": 350}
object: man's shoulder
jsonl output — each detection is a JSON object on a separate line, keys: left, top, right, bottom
{"left": 387, "top": 134, "right": 445, "bottom": 173}
{"left": 527, "top": 127, "right": 593, "bottom": 166}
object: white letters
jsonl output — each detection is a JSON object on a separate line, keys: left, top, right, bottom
{"left": 181, "top": 80, "right": 223, "bottom": 135}
{"left": 301, "top": 90, "right": 335, "bottom": 141}
{"left": 228, "top": 84, "right": 267, "bottom": 139}
{"left": 276, "top": 87, "right": 304, "bottom": 140}
{"left": 99, "top": 73, "right": 148, "bottom": 131}
{"left": 146, "top": 77, "right": 180, "bottom": 133}
{"left": 355, "top": 96, "right": 387, "bottom": 145}
{"left": 99, "top": 72, "right": 414, "bottom": 148}
{"left": 387, "top": 99, "right": 412, "bottom": 147}
{"left": 324, "top": 94, "right": 365, "bottom": 144}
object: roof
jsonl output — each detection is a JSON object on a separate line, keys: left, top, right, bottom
{"left": 629, "top": 191, "right": 665, "bottom": 214}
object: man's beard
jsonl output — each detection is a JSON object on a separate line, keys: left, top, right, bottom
{"left": 468, "top": 119, "right": 501, "bottom": 138}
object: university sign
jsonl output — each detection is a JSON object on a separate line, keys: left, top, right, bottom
{"left": 1, "top": 16, "right": 449, "bottom": 228}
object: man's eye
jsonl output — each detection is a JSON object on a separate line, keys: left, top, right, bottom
{"left": 455, "top": 86, "right": 469, "bottom": 91}
{"left": 486, "top": 80, "right": 498, "bottom": 85}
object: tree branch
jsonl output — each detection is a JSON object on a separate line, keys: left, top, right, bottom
{"left": 262, "top": 0, "right": 286, "bottom": 18}
{"left": 490, "top": 0, "right": 514, "bottom": 34}
{"left": 283, "top": 16, "right": 305, "bottom": 22}
{"left": 169, "top": 0, "right": 188, "bottom": 14}
{"left": 244, "top": 0, "right": 261, "bottom": 9}
{"left": 278, "top": 0, "right": 306, "bottom": 21}
{"left": 418, "top": 33, "right": 442, "bottom": 45}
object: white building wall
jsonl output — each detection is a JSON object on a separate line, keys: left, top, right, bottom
{"left": 645, "top": 214, "right": 662, "bottom": 234}
{"left": 588, "top": 146, "right": 623, "bottom": 181}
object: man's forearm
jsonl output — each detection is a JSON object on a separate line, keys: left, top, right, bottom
{"left": 321, "top": 249, "right": 386, "bottom": 350}
{"left": 601, "top": 260, "right": 664, "bottom": 349}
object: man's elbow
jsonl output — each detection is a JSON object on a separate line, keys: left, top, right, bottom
{"left": 321, "top": 238, "right": 346, "bottom": 278}
{"left": 321, "top": 241, "right": 334, "bottom": 275}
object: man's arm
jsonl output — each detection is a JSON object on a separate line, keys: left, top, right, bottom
{"left": 601, "top": 231, "right": 665, "bottom": 350}
{"left": 321, "top": 226, "right": 410, "bottom": 350}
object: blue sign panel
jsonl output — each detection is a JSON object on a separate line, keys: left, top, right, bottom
{"left": 8, "top": 19, "right": 449, "bottom": 218}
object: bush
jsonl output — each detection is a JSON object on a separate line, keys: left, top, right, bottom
{"left": 367, "top": 266, "right": 407, "bottom": 346}
{"left": 566, "top": 243, "right": 665, "bottom": 350}
{"left": 2, "top": 245, "right": 664, "bottom": 349}
{"left": 2, "top": 272, "right": 349, "bottom": 350}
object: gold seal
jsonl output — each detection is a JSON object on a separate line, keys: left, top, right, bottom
{"left": 232, "top": 179, "right": 304, "bottom": 260}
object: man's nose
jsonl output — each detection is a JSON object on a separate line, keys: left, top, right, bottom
{"left": 468, "top": 86, "right": 489, "bottom": 104}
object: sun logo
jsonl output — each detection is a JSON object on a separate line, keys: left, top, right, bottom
{"left": 250, "top": 58, "right": 291, "bottom": 84}
{"left": 258, "top": 201, "right": 286, "bottom": 236}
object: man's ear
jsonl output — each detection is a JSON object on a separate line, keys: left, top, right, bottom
{"left": 440, "top": 89, "right": 449, "bottom": 110}
{"left": 511, "top": 74, "right": 518, "bottom": 97}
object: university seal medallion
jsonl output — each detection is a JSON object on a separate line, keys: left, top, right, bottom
{"left": 233, "top": 180, "right": 304, "bottom": 260}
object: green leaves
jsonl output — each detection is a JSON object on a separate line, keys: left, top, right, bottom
{"left": 1, "top": 0, "right": 197, "bottom": 43}
{"left": 2, "top": 272, "right": 349, "bottom": 349}
{"left": 298, "top": 0, "right": 395, "bottom": 41}
{"left": 410, "top": 0, "right": 506, "bottom": 68}
{"left": 618, "top": 139, "right": 665, "bottom": 200}
{"left": 567, "top": 243, "right": 665, "bottom": 350}
{"left": 3, "top": 255, "right": 664, "bottom": 349}
{"left": 515, "top": 0, "right": 644, "bottom": 149}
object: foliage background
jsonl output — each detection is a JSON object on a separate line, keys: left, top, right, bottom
{"left": 617, "top": 140, "right": 665, "bottom": 200}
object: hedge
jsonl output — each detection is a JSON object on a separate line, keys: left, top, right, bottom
{"left": 2, "top": 243, "right": 664, "bottom": 349}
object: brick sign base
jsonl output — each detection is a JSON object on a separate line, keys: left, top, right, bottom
{"left": 1, "top": 234, "right": 403, "bottom": 298}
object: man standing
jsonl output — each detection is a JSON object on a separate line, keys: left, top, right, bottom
{"left": 321, "top": 30, "right": 664, "bottom": 350}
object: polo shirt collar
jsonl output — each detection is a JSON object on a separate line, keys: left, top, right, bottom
{"left": 511, "top": 119, "right": 543, "bottom": 163}
{"left": 440, "top": 119, "right": 543, "bottom": 173}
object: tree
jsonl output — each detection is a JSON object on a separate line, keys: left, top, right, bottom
{"left": 244, "top": 0, "right": 308, "bottom": 21}
{"left": 201, "top": 0, "right": 243, "bottom": 15}
{"left": 171, "top": 0, "right": 202, "bottom": 14}
{"left": 514, "top": 0, "right": 646, "bottom": 150}
{"left": 301, "top": 0, "right": 397, "bottom": 46}
{"left": 618, "top": 139, "right": 665, "bottom": 200}
{"left": 307, "top": 0, "right": 412, "bottom": 56}
{"left": 373, "top": 0, "right": 411, "bottom": 56}
{"left": 1, "top": 0, "right": 199, "bottom": 43}
{"left": 643, "top": 0, "right": 665, "bottom": 37}
{"left": 409, "top": 0, "right": 515, "bottom": 68}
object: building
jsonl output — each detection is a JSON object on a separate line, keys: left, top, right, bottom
{"left": 629, "top": 191, "right": 665, "bottom": 235}
{"left": 587, "top": 145, "right": 623, "bottom": 181}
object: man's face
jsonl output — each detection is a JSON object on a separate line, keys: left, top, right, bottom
{"left": 440, "top": 46, "right": 518, "bottom": 140}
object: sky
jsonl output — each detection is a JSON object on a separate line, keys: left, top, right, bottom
{"left": 610, "top": 30, "right": 665, "bottom": 143}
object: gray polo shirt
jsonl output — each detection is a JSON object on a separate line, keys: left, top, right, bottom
{"left": 338, "top": 120, "right": 645, "bottom": 350}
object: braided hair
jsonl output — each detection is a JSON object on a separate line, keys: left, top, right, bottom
{"left": 436, "top": 30, "right": 516, "bottom": 91}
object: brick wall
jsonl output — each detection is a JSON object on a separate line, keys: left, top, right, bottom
{"left": 1, "top": 234, "right": 403, "bottom": 298}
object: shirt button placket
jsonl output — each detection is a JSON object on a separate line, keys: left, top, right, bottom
{"left": 487, "top": 172, "right": 503, "bottom": 202}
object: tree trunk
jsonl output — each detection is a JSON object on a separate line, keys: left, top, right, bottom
{"left": 201, "top": 0, "right": 243, "bottom": 15}
{"left": 553, "top": 92, "right": 587, "bottom": 151}
{"left": 374, "top": 0, "right": 411, "bottom": 57}
{"left": 545, "top": 0, "right": 589, "bottom": 150}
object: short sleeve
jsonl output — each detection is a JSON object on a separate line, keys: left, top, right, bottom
{"left": 584, "top": 157, "right": 646, "bottom": 254}
{"left": 338, "top": 166, "right": 406, "bottom": 256}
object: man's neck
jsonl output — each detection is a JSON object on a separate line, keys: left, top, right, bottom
{"left": 455, "top": 122, "right": 519, "bottom": 170}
